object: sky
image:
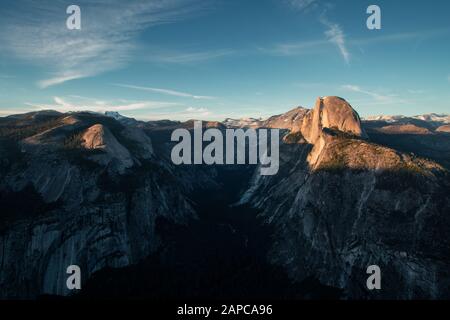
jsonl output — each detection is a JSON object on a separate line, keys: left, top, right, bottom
{"left": 0, "top": 0, "right": 449, "bottom": 121}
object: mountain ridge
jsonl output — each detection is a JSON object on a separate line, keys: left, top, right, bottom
{"left": 1, "top": 96, "right": 449, "bottom": 299}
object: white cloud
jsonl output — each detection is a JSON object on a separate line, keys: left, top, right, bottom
{"left": 259, "top": 39, "right": 328, "bottom": 56}
{"left": 0, "top": 0, "right": 203, "bottom": 88}
{"left": 352, "top": 28, "right": 450, "bottom": 46}
{"left": 320, "top": 15, "right": 350, "bottom": 63}
{"left": 186, "top": 107, "right": 208, "bottom": 112}
{"left": 342, "top": 85, "right": 388, "bottom": 101}
{"left": 266, "top": 2, "right": 350, "bottom": 62}
{"left": 37, "top": 73, "right": 87, "bottom": 89}
{"left": 262, "top": 28, "right": 450, "bottom": 58}
{"left": 342, "top": 85, "right": 407, "bottom": 105}
{"left": 0, "top": 108, "right": 35, "bottom": 116}
{"left": 138, "top": 107, "right": 212, "bottom": 121}
{"left": 262, "top": 16, "right": 350, "bottom": 62}
{"left": 114, "top": 84, "right": 215, "bottom": 100}
{"left": 287, "top": 0, "right": 318, "bottom": 11}
{"left": 25, "top": 96, "right": 179, "bottom": 113}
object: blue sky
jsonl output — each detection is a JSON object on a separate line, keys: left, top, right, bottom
{"left": 0, "top": 0, "right": 449, "bottom": 120}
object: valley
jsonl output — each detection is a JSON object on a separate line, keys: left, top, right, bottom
{"left": 75, "top": 164, "right": 340, "bottom": 299}
{"left": 0, "top": 97, "right": 449, "bottom": 299}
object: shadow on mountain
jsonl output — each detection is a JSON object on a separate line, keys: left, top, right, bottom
{"left": 71, "top": 165, "right": 342, "bottom": 300}
{"left": 367, "top": 131, "right": 450, "bottom": 169}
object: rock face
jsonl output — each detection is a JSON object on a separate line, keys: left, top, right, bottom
{"left": 240, "top": 97, "right": 450, "bottom": 299}
{"left": 377, "top": 124, "right": 431, "bottom": 135}
{"left": 241, "top": 143, "right": 450, "bottom": 299}
{"left": 0, "top": 112, "right": 194, "bottom": 298}
{"left": 81, "top": 124, "right": 134, "bottom": 171}
{"left": 223, "top": 107, "right": 309, "bottom": 131}
{"left": 298, "top": 96, "right": 366, "bottom": 143}
{"left": 289, "top": 97, "right": 367, "bottom": 166}
{"left": 223, "top": 117, "right": 263, "bottom": 129}
{"left": 262, "top": 107, "right": 309, "bottom": 131}
{"left": 437, "top": 124, "right": 450, "bottom": 133}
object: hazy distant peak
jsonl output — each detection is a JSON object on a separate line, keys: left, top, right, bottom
{"left": 104, "top": 111, "right": 137, "bottom": 126}
{"left": 364, "top": 113, "right": 450, "bottom": 124}
{"left": 105, "top": 111, "right": 127, "bottom": 120}
{"left": 223, "top": 117, "right": 264, "bottom": 128}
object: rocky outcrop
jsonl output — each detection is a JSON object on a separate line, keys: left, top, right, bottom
{"left": 289, "top": 97, "right": 367, "bottom": 167}
{"left": 81, "top": 124, "right": 133, "bottom": 171}
{"left": 377, "top": 124, "right": 431, "bottom": 135}
{"left": 239, "top": 97, "right": 450, "bottom": 299}
{"left": 0, "top": 112, "right": 194, "bottom": 298}
{"left": 437, "top": 124, "right": 450, "bottom": 133}
{"left": 223, "top": 118, "right": 263, "bottom": 129}
{"left": 223, "top": 107, "right": 309, "bottom": 131}
{"left": 298, "top": 96, "right": 366, "bottom": 142}
{"left": 241, "top": 135, "right": 450, "bottom": 299}
{"left": 263, "top": 107, "right": 309, "bottom": 131}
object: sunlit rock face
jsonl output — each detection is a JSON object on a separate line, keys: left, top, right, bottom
{"left": 298, "top": 96, "right": 366, "bottom": 143}
{"left": 81, "top": 123, "right": 134, "bottom": 171}
{"left": 240, "top": 98, "right": 450, "bottom": 299}
{"left": 436, "top": 124, "right": 450, "bottom": 133}
{"left": 289, "top": 96, "right": 368, "bottom": 167}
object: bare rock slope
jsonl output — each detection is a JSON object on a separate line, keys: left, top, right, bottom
{"left": 240, "top": 96, "right": 450, "bottom": 299}
{"left": 0, "top": 112, "right": 193, "bottom": 298}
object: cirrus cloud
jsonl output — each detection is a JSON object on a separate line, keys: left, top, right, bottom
{"left": 0, "top": 0, "right": 206, "bottom": 88}
{"left": 25, "top": 96, "right": 180, "bottom": 113}
{"left": 114, "top": 83, "right": 216, "bottom": 100}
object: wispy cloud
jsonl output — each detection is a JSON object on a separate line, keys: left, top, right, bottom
{"left": 186, "top": 107, "right": 208, "bottom": 113}
{"left": 38, "top": 73, "right": 87, "bottom": 89}
{"left": 259, "top": 39, "right": 328, "bottom": 56}
{"left": 0, "top": 108, "right": 34, "bottom": 116}
{"left": 262, "top": 28, "right": 450, "bottom": 60}
{"left": 25, "top": 96, "right": 179, "bottom": 113}
{"left": 260, "top": 19, "right": 350, "bottom": 62}
{"left": 342, "top": 85, "right": 407, "bottom": 105}
{"left": 114, "top": 84, "right": 215, "bottom": 100}
{"left": 320, "top": 15, "right": 350, "bottom": 63}
{"left": 287, "top": 0, "right": 318, "bottom": 11}
{"left": 0, "top": 0, "right": 204, "bottom": 88}
{"left": 150, "top": 49, "right": 235, "bottom": 64}
{"left": 283, "top": 0, "right": 349, "bottom": 63}
{"left": 352, "top": 28, "right": 450, "bottom": 46}
{"left": 139, "top": 107, "right": 211, "bottom": 121}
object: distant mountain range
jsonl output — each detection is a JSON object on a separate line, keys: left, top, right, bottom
{"left": 222, "top": 111, "right": 450, "bottom": 128}
{"left": 0, "top": 97, "right": 449, "bottom": 299}
{"left": 364, "top": 113, "right": 450, "bottom": 124}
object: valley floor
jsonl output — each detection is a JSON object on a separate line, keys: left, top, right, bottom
{"left": 73, "top": 166, "right": 341, "bottom": 299}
